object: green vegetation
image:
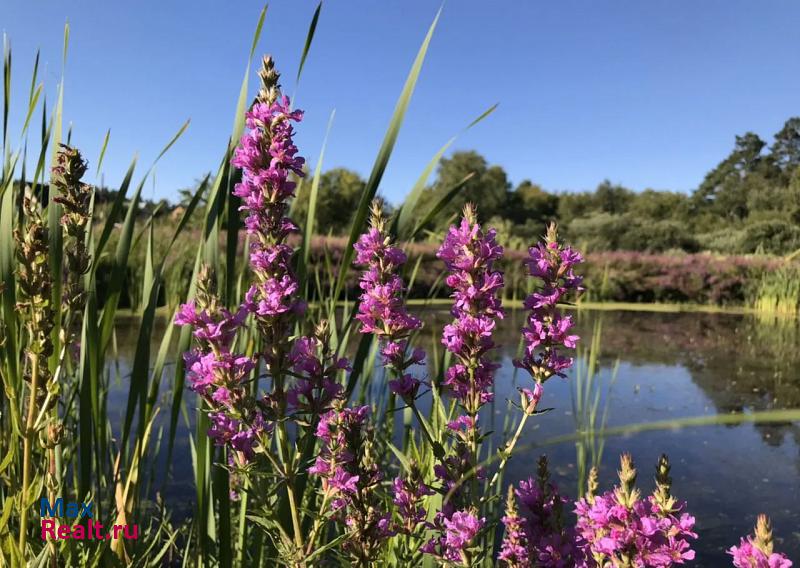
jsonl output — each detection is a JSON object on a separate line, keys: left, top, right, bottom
{"left": 1, "top": 5, "right": 799, "bottom": 567}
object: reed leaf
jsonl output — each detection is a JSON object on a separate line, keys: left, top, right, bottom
{"left": 296, "top": 2, "right": 322, "bottom": 85}
{"left": 333, "top": 7, "right": 441, "bottom": 302}
{"left": 394, "top": 103, "right": 497, "bottom": 239}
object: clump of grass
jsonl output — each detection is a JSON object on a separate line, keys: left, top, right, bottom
{"left": 753, "top": 264, "right": 800, "bottom": 317}
{"left": 571, "top": 319, "right": 618, "bottom": 497}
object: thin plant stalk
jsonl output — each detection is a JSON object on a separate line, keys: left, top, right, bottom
{"left": 18, "top": 354, "right": 39, "bottom": 551}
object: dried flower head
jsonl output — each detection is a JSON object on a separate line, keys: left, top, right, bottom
{"left": 52, "top": 144, "right": 92, "bottom": 316}
{"left": 15, "top": 197, "right": 55, "bottom": 394}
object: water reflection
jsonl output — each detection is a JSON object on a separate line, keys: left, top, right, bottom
{"left": 111, "top": 308, "right": 800, "bottom": 565}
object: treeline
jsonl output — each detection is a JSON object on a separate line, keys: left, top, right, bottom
{"left": 292, "top": 117, "right": 800, "bottom": 255}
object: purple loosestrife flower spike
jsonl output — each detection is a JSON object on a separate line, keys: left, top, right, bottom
{"left": 308, "top": 401, "right": 393, "bottom": 563}
{"left": 500, "top": 456, "right": 584, "bottom": 567}
{"left": 286, "top": 320, "right": 349, "bottom": 420}
{"left": 574, "top": 453, "right": 697, "bottom": 567}
{"left": 175, "top": 266, "right": 266, "bottom": 465}
{"left": 422, "top": 508, "right": 485, "bottom": 565}
{"left": 729, "top": 515, "right": 793, "bottom": 568}
{"left": 232, "top": 55, "right": 306, "bottom": 381}
{"left": 354, "top": 200, "right": 424, "bottom": 400}
{"left": 498, "top": 485, "right": 530, "bottom": 567}
{"left": 427, "top": 205, "right": 504, "bottom": 546}
{"left": 392, "top": 462, "right": 435, "bottom": 534}
{"left": 514, "top": 223, "right": 583, "bottom": 411}
{"left": 436, "top": 203, "right": 505, "bottom": 415}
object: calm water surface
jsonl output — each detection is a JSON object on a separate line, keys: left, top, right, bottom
{"left": 112, "top": 308, "right": 800, "bottom": 565}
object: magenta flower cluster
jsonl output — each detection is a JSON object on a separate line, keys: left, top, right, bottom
{"left": 308, "top": 403, "right": 394, "bottom": 560}
{"left": 286, "top": 334, "right": 349, "bottom": 416}
{"left": 730, "top": 540, "right": 793, "bottom": 568}
{"left": 175, "top": 300, "right": 265, "bottom": 462}
{"left": 436, "top": 207, "right": 505, "bottom": 411}
{"left": 421, "top": 508, "right": 485, "bottom": 564}
{"left": 232, "top": 96, "right": 306, "bottom": 332}
{"left": 392, "top": 465, "right": 435, "bottom": 533}
{"left": 176, "top": 60, "right": 312, "bottom": 471}
{"left": 573, "top": 455, "right": 697, "bottom": 567}
{"left": 498, "top": 493, "right": 530, "bottom": 567}
{"left": 514, "top": 224, "right": 583, "bottom": 410}
{"left": 354, "top": 203, "right": 424, "bottom": 399}
{"left": 574, "top": 494, "right": 697, "bottom": 566}
{"left": 728, "top": 515, "right": 793, "bottom": 568}
{"left": 499, "top": 458, "right": 583, "bottom": 568}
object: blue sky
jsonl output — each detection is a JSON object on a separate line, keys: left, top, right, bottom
{"left": 3, "top": 1, "right": 800, "bottom": 203}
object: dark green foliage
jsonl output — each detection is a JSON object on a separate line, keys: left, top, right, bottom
{"left": 413, "top": 150, "right": 510, "bottom": 232}
{"left": 740, "top": 220, "right": 800, "bottom": 255}
{"left": 387, "top": 117, "right": 800, "bottom": 256}
{"left": 772, "top": 117, "right": 800, "bottom": 181}
{"left": 293, "top": 167, "right": 365, "bottom": 234}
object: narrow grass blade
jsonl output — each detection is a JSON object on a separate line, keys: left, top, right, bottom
{"left": 296, "top": 2, "right": 322, "bottom": 85}
{"left": 409, "top": 172, "right": 474, "bottom": 239}
{"left": 394, "top": 103, "right": 497, "bottom": 239}
{"left": 299, "top": 109, "right": 335, "bottom": 290}
{"left": 0, "top": 181, "right": 18, "bottom": 387}
{"left": 333, "top": 7, "right": 441, "bottom": 301}
{"left": 2, "top": 35, "right": 9, "bottom": 157}
{"left": 95, "top": 129, "right": 110, "bottom": 175}
{"left": 93, "top": 158, "right": 136, "bottom": 264}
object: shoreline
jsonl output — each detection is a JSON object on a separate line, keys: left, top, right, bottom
{"left": 114, "top": 299, "right": 794, "bottom": 319}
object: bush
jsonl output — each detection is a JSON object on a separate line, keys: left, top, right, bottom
{"left": 740, "top": 220, "right": 800, "bottom": 255}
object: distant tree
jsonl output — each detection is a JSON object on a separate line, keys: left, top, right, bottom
{"left": 618, "top": 220, "right": 699, "bottom": 253}
{"left": 770, "top": 117, "right": 800, "bottom": 177}
{"left": 740, "top": 220, "right": 800, "bottom": 255}
{"left": 565, "top": 212, "right": 630, "bottom": 251}
{"left": 503, "top": 179, "right": 559, "bottom": 229}
{"left": 627, "top": 189, "right": 690, "bottom": 223}
{"left": 414, "top": 151, "right": 510, "bottom": 232}
{"left": 292, "top": 167, "right": 365, "bottom": 235}
{"left": 557, "top": 191, "right": 595, "bottom": 220}
{"left": 593, "top": 180, "right": 633, "bottom": 215}
{"left": 693, "top": 132, "right": 772, "bottom": 221}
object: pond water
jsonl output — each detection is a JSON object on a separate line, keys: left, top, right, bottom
{"left": 112, "top": 308, "right": 800, "bottom": 565}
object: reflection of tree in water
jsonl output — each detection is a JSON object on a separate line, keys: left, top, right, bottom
{"left": 570, "top": 310, "right": 800, "bottom": 468}
{"left": 569, "top": 310, "right": 800, "bottom": 408}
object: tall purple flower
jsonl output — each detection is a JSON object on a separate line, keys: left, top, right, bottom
{"left": 499, "top": 456, "right": 583, "bottom": 568}
{"left": 421, "top": 508, "right": 485, "bottom": 565}
{"left": 729, "top": 515, "right": 793, "bottom": 568}
{"left": 308, "top": 401, "right": 393, "bottom": 563}
{"left": 436, "top": 203, "right": 504, "bottom": 414}
{"left": 232, "top": 56, "right": 305, "bottom": 379}
{"left": 574, "top": 454, "right": 697, "bottom": 567}
{"left": 498, "top": 486, "right": 530, "bottom": 568}
{"left": 514, "top": 223, "right": 583, "bottom": 411}
{"left": 392, "top": 462, "right": 435, "bottom": 534}
{"left": 286, "top": 321, "right": 349, "bottom": 419}
{"left": 354, "top": 200, "right": 424, "bottom": 399}
{"left": 175, "top": 267, "right": 267, "bottom": 464}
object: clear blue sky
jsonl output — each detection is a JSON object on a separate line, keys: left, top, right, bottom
{"left": 3, "top": 1, "right": 800, "bottom": 203}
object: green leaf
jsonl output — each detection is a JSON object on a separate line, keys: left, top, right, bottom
{"left": 296, "top": 2, "right": 322, "bottom": 85}
{"left": 395, "top": 102, "right": 498, "bottom": 239}
{"left": 299, "top": 109, "right": 335, "bottom": 289}
{"left": 92, "top": 157, "right": 136, "bottom": 265}
{"left": 95, "top": 128, "right": 110, "bottom": 176}
{"left": 333, "top": 7, "right": 441, "bottom": 301}
{"left": 409, "top": 171, "right": 475, "bottom": 239}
